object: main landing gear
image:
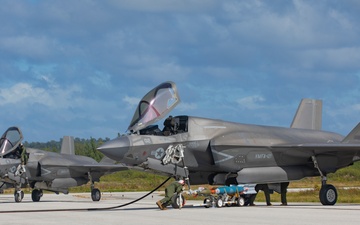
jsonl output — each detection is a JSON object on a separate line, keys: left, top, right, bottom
{"left": 89, "top": 172, "right": 101, "bottom": 201}
{"left": 31, "top": 189, "right": 43, "bottom": 202}
{"left": 312, "top": 156, "right": 338, "bottom": 205}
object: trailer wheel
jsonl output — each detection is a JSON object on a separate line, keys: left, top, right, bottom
{"left": 237, "top": 197, "right": 245, "bottom": 207}
{"left": 216, "top": 198, "right": 223, "bottom": 208}
{"left": 204, "top": 198, "right": 211, "bottom": 208}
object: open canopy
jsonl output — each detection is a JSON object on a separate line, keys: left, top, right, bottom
{"left": 128, "top": 81, "right": 180, "bottom": 132}
{"left": 0, "top": 126, "right": 23, "bottom": 157}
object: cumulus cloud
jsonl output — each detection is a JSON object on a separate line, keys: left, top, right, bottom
{"left": 0, "top": 83, "right": 48, "bottom": 105}
{"left": 0, "top": 35, "right": 59, "bottom": 59}
{"left": 107, "top": 0, "right": 218, "bottom": 12}
{"left": 123, "top": 95, "right": 140, "bottom": 108}
{"left": 236, "top": 95, "right": 266, "bottom": 110}
{"left": 177, "top": 102, "right": 197, "bottom": 112}
{"left": 0, "top": 82, "right": 82, "bottom": 109}
{"left": 1, "top": 0, "right": 360, "bottom": 140}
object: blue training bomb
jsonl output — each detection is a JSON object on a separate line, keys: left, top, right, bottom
{"left": 212, "top": 185, "right": 245, "bottom": 195}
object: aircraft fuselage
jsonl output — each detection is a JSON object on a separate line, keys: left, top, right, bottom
{"left": 99, "top": 116, "right": 350, "bottom": 184}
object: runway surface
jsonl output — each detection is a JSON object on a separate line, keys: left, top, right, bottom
{"left": 0, "top": 191, "right": 359, "bottom": 225}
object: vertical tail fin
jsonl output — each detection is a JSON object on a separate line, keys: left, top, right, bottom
{"left": 60, "top": 136, "right": 75, "bottom": 155}
{"left": 291, "top": 98, "right": 322, "bottom": 130}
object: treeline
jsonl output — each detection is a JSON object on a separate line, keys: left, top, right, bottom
{"left": 23, "top": 137, "right": 111, "bottom": 162}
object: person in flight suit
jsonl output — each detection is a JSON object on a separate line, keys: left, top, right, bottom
{"left": 163, "top": 116, "right": 175, "bottom": 136}
{"left": 15, "top": 143, "right": 28, "bottom": 176}
{"left": 156, "top": 180, "right": 185, "bottom": 210}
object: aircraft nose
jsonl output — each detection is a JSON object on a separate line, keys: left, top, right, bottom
{"left": 97, "top": 136, "right": 130, "bottom": 161}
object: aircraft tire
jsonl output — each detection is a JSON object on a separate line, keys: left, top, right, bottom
{"left": 91, "top": 188, "right": 101, "bottom": 201}
{"left": 319, "top": 184, "right": 337, "bottom": 205}
{"left": 32, "top": 189, "right": 43, "bottom": 202}
{"left": 14, "top": 191, "right": 24, "bottom": 202}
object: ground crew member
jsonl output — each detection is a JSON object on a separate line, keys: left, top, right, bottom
{"left": 280, "top": 182, "right": 290, "bottom": 206}
{"left": 249, "top": 183, "right": 272, "bottom": 206}
{"left": 20, "top": 143, "right": 28, "bottom": 165}
{"left": 15, "top": 143, "right": 28, "bottom": 176}
{"left": 156, "top": 180, "right": 185, "bottom": 210}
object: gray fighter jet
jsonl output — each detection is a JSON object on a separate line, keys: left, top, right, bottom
{"left": 0, "top": 127, "right": 127, "bottom": 202}
{"left": 98, "top": 81, "right": 360, "bottom": 205}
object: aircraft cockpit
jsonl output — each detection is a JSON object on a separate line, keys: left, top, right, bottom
{"left": 127, "top": 81, "right": 183, "bottom": 135}
{"left": 0, "top": 126, "right": 23, "bottom": 158}
{"left": 139, "top": 115, "right": 188, "bottom": 136}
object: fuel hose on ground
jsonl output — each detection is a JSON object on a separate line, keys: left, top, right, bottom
{"left": 0, "top": 176, "right": 172, "bottom": 214}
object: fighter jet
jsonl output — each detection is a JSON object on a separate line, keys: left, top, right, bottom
{"left": 0, "top": 126, "right": 127, "bottom": 202}
{"left": 98, "top": 81, "right": 360, "bottom": 205}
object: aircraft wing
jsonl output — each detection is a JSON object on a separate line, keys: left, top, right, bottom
{"left": 270, "top": 143, "right": 360, "bottom": 152}
{"left": 271, "top": 143, "right": 360, "bottom": 153}
{"left": 66, "top": 164, "right": 128, "bottom": 173}
{"left": 272, "top": 123, "right": 360, "bottom": 154}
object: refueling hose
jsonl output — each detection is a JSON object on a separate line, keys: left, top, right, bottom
{"left": 0, "top": 176, "right": 172, "bottom": 214}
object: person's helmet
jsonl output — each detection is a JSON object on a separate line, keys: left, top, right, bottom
{"left": 178, "top": 180, "right": 185, "bottom": 185}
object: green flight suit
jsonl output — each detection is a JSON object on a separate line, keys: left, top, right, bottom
{"left": 20, "top": 144, "right": 28, "bottom": 165}
{"left": 160, "top": 181, "right": 183, "bottom": 206}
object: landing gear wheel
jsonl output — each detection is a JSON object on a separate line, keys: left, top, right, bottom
{"left": 319, "top": 184, "right": 337, "bottom": 205}
{"left": 171, "top": 193, "right": 185, "bottom": 208}
{"left": 203, "top": 198, "right": 211, "bottom": 208}
{"left": 237, "top": 197, "right": 245, "bottom": 206}
{"left": 216, "top": 198, "right": 223, "bottom": 208}
{"left": 32, "top": 189, "right": 43, "bottom": 202}
{"left": 91, "top": 188, "right": 101, "bottom": 201}
{"left": 14, "top": 190, "right": 24, "bottom": 202}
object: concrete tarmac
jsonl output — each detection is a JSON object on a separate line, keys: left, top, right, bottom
{"left": 0, "top": 191, "right": 359, "bottom": 225}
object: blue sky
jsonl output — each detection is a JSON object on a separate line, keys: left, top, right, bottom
{"left": 1, "top": 0, "right": 360, "bottom": 142}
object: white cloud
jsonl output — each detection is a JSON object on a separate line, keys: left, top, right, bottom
{"left": 0, "top": 35, "right": 58, "bottom": 58}
{"left": 0, "top": 83, "right": 48, "bottom": 105}
{"left": 1, "top": 0, "right": 360, "bottom": 141}
{"left": 298, "top": 47, "right": 360, "bottom": 70}
{"left": 123, "top": 95, "right": 140, "bottom": 108}
{"left": 177, "top": 102, "right": 197, "bottom": 112}
{"left": 0, "top": 82, "right": 82, "bottom": 109}
{"left": 108, "top": 0, "right": 218, "bottom": 12}
{"left": 236, "top": 95, "right": 265, "bottom": 110}
{"left": 89, "top": 71, "right": 112, "bottom": 89}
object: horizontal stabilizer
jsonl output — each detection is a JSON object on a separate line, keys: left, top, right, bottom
{"left": 342, "top": 123, "right": 360, "bottom": 143}
{"left": 291, "top": 98, "right": 322, "bottom": 130}
{"left": 99, "top": 156, "right": 117, "bottom": 164}
{"left": 60, "top": 136, "right": 75, "bottom": 155}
